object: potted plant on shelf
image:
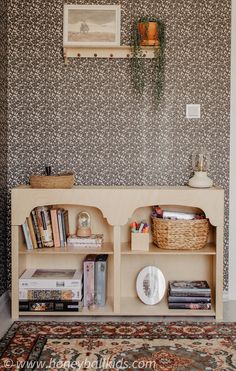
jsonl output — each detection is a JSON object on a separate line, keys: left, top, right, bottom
{"left": 131, "top": 16, "right": 165, "bottom": 105}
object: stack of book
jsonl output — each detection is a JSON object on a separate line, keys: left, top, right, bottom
{"left": 83, "top": 254, "right": 108, "bottom": 308}
{"left": 168, "top": 280, "right": 211, "bottom": 310}
{"left": 67, "top": 234, "right": 103, "bottom": 249}
{"left": 22, "top": 206, "right": 69, "bottom": 249}
{"left": 19, "top": 268, "right": 83, "bottom": 312}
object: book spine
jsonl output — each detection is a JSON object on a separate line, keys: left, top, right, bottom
{"left": 64, "top": 210, "right": 70, "bottom": 237}
{"left": 83, "top": 261, "right": 95, "bottom": 307}
{"left": 50, "top": 209, "right": 60, "bottom": 248}
{"left": 19, "top": 300, "right": 82, "bottom": 312}
{"left": 27, "top": 216, "right": 38, "bottom": 249}
{"left": 95, "top": 260, "right": 107, "bottom": 307}
{"left": 168, "top": 296, "right": 211, "bottom": 303}
{"left": 19, "top": 288, "right": 82, "bottom": 301}
{"left": 169, "top": 291, "right": 211, "bottom": 297}
{"left": 19, "top": 279, "right": 82, "bottom": 289}
{"left": 67, "top": 244, "right": 102, "bottom": 249}
{"left": 168, "top": 302, "right": 211, "bottom": 310}
{"left": 31, "top": 209, "right": 42, "bottom": 248}
{"left": 35, "top": 207, "right": 54, "bottom": 248}
{"left": 61, "top": 210, "right": 67, "bottom": 246}
{"left": 57, "top": 209, "right": 64, "bottom": 247}
{"left": 22, "top": 221, "right": 33, "bottom": 250}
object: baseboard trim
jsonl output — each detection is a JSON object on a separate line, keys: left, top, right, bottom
{"left": 0, "top": 291, "right": 10, "bottom": 310}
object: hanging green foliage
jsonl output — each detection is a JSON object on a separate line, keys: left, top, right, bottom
{"left": 131, "top": 16, "right": 165, "bottom": 106}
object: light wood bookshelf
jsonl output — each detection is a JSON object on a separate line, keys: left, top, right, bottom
{"left": 11, "top": 186, "right": 224, "bottom": 320}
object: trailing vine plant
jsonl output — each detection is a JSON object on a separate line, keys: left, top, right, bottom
{"left": 131, "top": 16, "right": 165, "bottom": 106}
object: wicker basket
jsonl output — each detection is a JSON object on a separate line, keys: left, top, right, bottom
{"left": 30, "top": 174, "right": 75, "bottom": 189}
{"left": 152, "top": 217, "right": 209, "bottom": 250}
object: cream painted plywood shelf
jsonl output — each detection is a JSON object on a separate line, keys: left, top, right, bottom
{"left": 121, "top": 242, "right": 216, "bottom": 255}
{"left": 19, "top": 298, "right": 114, "bottom": 316}
{"left": 11, "top": 186, "right": 224, "bottom": 320}
{"left": 120, "top": 297, "right": 215, "bottom": 317}
{"left": 63, "top": 45, "right": 157, "bottom": 63}
{"left": 19, "top": 242, "right": 113, "bottom": 255}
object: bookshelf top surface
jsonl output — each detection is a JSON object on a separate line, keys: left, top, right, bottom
{"left": 14, "top": 185, "right": 223, "bottom": 191}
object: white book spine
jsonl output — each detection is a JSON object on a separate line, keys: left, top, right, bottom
{"left": 19, "top": 279, "right": 82, "bottom": 289}
{"left": 22, "top": 221, "right": 33, "bottom": 250}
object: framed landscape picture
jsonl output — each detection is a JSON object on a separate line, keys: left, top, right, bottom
{"left": 63, "top": 5, "right": 121, "bottom": 46}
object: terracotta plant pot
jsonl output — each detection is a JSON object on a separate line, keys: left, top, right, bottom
{"left": 138, "top": 22, "right": 160, "bottom": 46}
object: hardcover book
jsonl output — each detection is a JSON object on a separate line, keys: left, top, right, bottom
{"left": 169, "top": 281, "right": 211, "bottom": 297}
{"left": 19, "top": 269, "right": 82, "bottom": 290}
{"left": 19, "top": 288, "right": 82, "bottom": 301}
{"left": 22, "top": 221, "right": 33, "bottom": 250}
{"left": 168, "top": 302, "right": 211, "bottom": 310}
{"left": 57, "top": 209, "right": 65, "bottom": 247}
{"left": 168, "top": 296, "right": 211, "bottom": 303}
{"left": 27, "top": 215, "right": 38, "bottom": 249}
{"left": 35, "top": 206, "right": 54, "bottom": 248}
{"left": 31, "top": 209, "right": 42, "bottom": 248}
{"left": 19, "top": 300, "right": 82, "bottom": 312}
{"left": 50, "top": 208, "right": 60, "bottom": 248}
{"left": 67, "top": 234, "right": 103, "bottom": 246}
{"left": 95, "top": 254, "right": 108, "bottom": 307}
{"left": 83, "top": 255, "right": 96, "bottom": 307}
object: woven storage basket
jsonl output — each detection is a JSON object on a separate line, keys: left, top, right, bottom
{"left": 152, "top": 217, "right": 209, "bottom": 250}
{"left": 30, "top": 174, "right": 75, "bottom": 189}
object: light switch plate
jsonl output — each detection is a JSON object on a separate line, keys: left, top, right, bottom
{"left": 186, "top": 104, "right": 201, "bottom": 119}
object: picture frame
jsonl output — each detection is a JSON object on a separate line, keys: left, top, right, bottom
{"left": 63, "top": 5, "right": 121, "bottom": 47}
{"left": 136, "top": 266, "right": 166, "bottom": 305}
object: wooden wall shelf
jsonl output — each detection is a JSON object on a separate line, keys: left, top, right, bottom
{"left": 63, "top": 45, "right": 157, "bottom": 64}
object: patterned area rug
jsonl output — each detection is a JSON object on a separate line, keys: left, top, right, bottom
{"left": 0, "top": 322, "right": 236, "bottom": 370}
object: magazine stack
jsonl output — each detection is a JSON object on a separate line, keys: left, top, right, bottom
{"left": 168, "top": 280, "right": 211, "bottom": 310}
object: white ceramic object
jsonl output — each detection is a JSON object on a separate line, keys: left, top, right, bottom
{"left": 136, "top": 266, "right": 166, "bottom": 305}
{"left": 188, "top": 171, "right": 213, "bottom": 188}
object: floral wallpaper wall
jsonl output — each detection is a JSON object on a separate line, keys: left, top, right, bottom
{"left": 6, "top": 0, "right": 230, "bottom": 289}
{"left": 0, "top": 0, "right": 8, "bottom": 297}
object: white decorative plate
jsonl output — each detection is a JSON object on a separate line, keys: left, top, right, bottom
{"left": 136, "top": 266, "right": 166, "bottom": 305}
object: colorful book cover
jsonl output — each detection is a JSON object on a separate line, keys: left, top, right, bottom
{"left": 83, "top": 255, "right": 96, "bottom": 307}
{"left": 19, "top": 288, "right": 82, "bottom": 301}
{"left": 35, "top": 206, "right": 54, "bottom": 248}
{"left": 19, "top": 300, "right": 82, "bottom": 312}
{"left": 31, "top": 209, "right": 42, "bottom": 248}
{"left": 168, "top": 302, "right": 211, "bottom": 310}
{"left": 50, "top": 209, "right": 60, "bottom": 248}
{"left": 169, "top": 281, "right": 211, "bottom": 293}
{"left": 95, "top": 254, "right": 108, "bottom": 307}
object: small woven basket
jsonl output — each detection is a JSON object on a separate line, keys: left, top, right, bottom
{"left": 152, "top": 217, "right": 209, "bottom": 250}
{"left": 30, "top": 174, "right": 75, "bottom": 189}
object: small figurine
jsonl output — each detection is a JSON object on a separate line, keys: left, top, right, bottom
{"left": 76, "top": 211, "right": 92, "bottom": 237}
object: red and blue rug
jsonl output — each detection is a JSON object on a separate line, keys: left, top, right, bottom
{"left": 0, "top": 321, "right": 236, "bottom": 370}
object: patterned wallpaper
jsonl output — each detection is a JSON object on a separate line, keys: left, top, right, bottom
{"left": 6, "top": 0, "right": 231, "bottom": 288}
{"left": 0, "top": 0, "right": 8, "bottom": 297}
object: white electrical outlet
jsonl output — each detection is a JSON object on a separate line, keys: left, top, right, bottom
{"left": 186, "top": 104, "right": 201, "bottom": 119}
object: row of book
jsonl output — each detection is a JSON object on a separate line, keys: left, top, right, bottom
{"left": 22, "top": 206, "right": 69, "bottom": 249}
{"left": 168, "top": 280, "right": 211, "bottom": 310}
{"left": 19, "top": 254, "right": 108, "bottom": 312}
